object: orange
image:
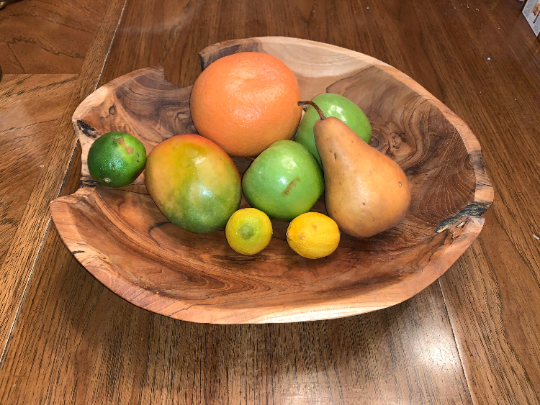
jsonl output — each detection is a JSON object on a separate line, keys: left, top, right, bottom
{"left": 190, "top": 52, "right": 303, "bottom": 157}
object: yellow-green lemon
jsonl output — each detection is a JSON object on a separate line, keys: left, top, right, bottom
{"left": 226, "top": 208, "right": 273, "bottom": 255}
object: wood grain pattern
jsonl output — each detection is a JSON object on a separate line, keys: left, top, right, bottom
{"left": 0, "top": 74, "right": 77, "bottom": 263}
{"left": 50, "top": 185, "right": 484, "bottom": 323}
{"left": 0, "top": 73, "right": 77, "bottom": 355}
{"left": 390, "top": 0, "right": 540, "bottom": 402}
{"left": 97, "top": 0, "right": 375, "bottom": 88}
{"left": 0, "top": 198, "right": 473, "bottom": 404}
{"left": 50, "top": 37, "right": 492, "bottom": 323}
{"left": 1, "top": 0, "right": 539, "bottom": 402}
{"left": 0, "top": 0, "right": 109, "bottom": 74}
{"left": 0, "top": 0, "right": 126, "bottom": 359}
{"left": 0, "top": 0, "right": 23, "bottom": 9}
{"left": 72, "top": 67, "right": 195, "bottom": 192}
{"left": 357, "top": 0, "right": 540, "bottom": 402}
{"left": 442, "top": 210, "right": 540, "bottom": 404}
{"left": 200, "top": 38, "right": 494, "bottom": 230}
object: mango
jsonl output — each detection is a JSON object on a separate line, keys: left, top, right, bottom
{"left": 145, "top": 135, "right": 241, "bottom": 233}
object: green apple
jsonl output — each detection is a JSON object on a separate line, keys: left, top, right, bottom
{"left": 295, "top": 93, "right": 372, "bottom": 166}
{"left": 242, "top": 140, "right": 324, "bottom": 221}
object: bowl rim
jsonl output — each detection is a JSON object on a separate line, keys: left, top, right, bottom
{"left": 50, "top": 36, "right": 493, "bottom": 324}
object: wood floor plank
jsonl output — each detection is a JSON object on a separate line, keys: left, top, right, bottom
{"left": 98, "top": 0, "right": 375, "bottom": 87}
{"left": 441, "top": 210, "right": 540, "bottom": 405}
{"left": 414, "top": 2, "right": 540, "bottom": 402}
{"left": 0, "top": 0, "right": 109, "bottom": 74}
{"left": 0, "top": 0, "right": 126, "bottom": 360}
{"left": 0, "top": 74, "right": 77, "bottom": 263}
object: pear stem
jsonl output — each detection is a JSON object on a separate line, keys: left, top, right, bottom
{"left": 298, "top": 101, "right": 326, "bottom": 120}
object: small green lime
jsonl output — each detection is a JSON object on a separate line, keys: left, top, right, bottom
{"left": 87, "top": 132, "right": 147, "bottom": 188}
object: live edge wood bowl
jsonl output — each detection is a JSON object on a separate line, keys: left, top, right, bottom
{"left": 50, "top": 37, "right": 493, "bottom": 324}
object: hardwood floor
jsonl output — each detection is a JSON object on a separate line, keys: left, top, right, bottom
{"left": 0, "top": 73, "right": 78, "bottom": 354}
{"left": 98, "top": 0, "right": 374, "bottom": 87}
{"left": 0, "top": 210, "right": 472, "bottom": 403}
{"left": 0, "top": 74, "right": 77, "bottom": 262}
{"left": 0, "top": 0, "right": 539, "bottom": 403}
{"left": 0, "top": 0, "right": 110, "bottom": 74}
{"left": 0, "top": 0, "right": 126, "bottom": 360}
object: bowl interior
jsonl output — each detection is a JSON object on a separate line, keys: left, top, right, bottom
{"left": 51, "top": 37, "right": 491, "bottom": 323}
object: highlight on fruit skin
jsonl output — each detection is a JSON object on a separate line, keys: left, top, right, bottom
{"left": 286, "top": 212, "right": 340, "bottom": 259}
{"left": 225, "top": 208, "right": 273, "bottom": 255}
{"left": 190, "top": 52, "right": 302, "bottom": 157}
{"left": 87, "top": 131, "right": 147, "bottom": 188}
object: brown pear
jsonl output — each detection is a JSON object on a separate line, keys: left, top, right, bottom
{"left": 299, "top": 101, "right": 411, "bottom": 238}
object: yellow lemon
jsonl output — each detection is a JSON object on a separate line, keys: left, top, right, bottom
{"left": 286, "top": 212, "right": 340, "bottom": 259}
{"left": 225, "top": 208, "right": 273, "bottom": 255}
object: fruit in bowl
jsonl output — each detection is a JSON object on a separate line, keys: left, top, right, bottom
{"left": 242, "top": 140, "right": 324, "bottom": 221}
{"left": 145, "top": 134, "right": 241, "bottom": 233}
{"left": 295, "top": 93, "right": 372, "bottom": 166}
{"left": 53, "top": 37, "right": 492, "bottom": 324}
{"left": 286, "top": 212, "right": 340, "bottom": 259}
{"left": 190, "top": 52, "right": 302, "bottom": 157}
{"left": 302, "top": 101, "right": 411, "bottom": 238}
{"left": 87, "top": 131, "right": 147, "bottom": 188}
{"left": 225, "top": 208, "right": 273, "bottom": 255}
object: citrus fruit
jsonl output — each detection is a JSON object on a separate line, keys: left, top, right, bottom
{"left": 145, "top": 134, "right": 241, "bottom": 234}
{"left": 190, "top": 52, "right": 302, "bottom": 157}
{"left": 225, "top": 208, "right": 273, "bottom": 255}
{"left": 286, "top": 212, "right": 340, "bottom": 259}
{"left": 87, "top": 131, "right": 146, "bottom": 188}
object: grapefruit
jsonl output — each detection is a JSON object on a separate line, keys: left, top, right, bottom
{"left": 190, "top": 52, "right": 302, "bottom": 157}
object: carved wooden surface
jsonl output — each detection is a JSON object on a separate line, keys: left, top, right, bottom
{"left": 50, "top": 37, "right": 493, "bottom": 323}
{"left": 72, "top": 67, "right": 195, "bottom": 192}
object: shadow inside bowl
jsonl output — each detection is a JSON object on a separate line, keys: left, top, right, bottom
{"left": 51, "top": 37, "right": 492, "bottom": 324}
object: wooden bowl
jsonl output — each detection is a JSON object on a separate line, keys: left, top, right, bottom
{"left": 50, "top": 37, "right": 493, "bottom": 324}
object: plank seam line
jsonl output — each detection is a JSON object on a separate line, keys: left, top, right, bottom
{"left": 0, "top": 217, "right": 52, "bottom": 367}
{"left": 0, "top": 138, "right": 79, "bottom": 367}
{"left": 0, "top": 0, "right": 128, "bottom": 369}
{"left": 96, "top": 0, "right": 129, "bottom": 89}
{"left": 438, "top": 279, "right": 477, "bottom": 405}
